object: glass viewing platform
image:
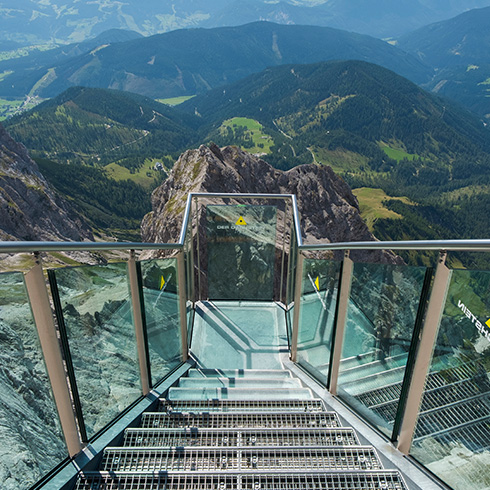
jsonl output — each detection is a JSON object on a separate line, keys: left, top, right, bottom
{"left": 0, "top": 192, "right": 489, "bottom": 490}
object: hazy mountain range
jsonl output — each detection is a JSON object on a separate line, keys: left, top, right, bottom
{"left": 399, "top": 6, "right": 490, "bottom": 117}
{"left": 0, "top": 22, "right": 429, "bottom": 100}
{"left": 1, "top": 0, "right": 490, "bottom": 45}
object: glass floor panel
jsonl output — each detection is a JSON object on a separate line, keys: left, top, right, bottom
{"left": 190, "top": 301, "right": 288, "bottom": 369}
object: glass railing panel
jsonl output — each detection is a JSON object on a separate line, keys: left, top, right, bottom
{"left": 52, "top": 262, "right": 141, "bottom": 439}
{"left": 338, "top": 261, "right": 427, "bottom": 437}
{"left": 410, "top": 268, "right": 490, "bottom": 490}
{"left": 0, "top": 272, "right": 66, "bottom": 489}
{"left": 206, "top": 204, "right": 277, "bottom": 300}
{"left": 139, "top": 258, "right": 182, "bottom": 386}
{"left": 297, "top": 259, "right": 341, "bottom": 385}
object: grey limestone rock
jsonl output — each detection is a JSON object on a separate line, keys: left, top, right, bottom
{"left": 141, "top": 144, "right": 399, "bottom": 265}
{"left": 0, "top": 123, "right": 92, "bottom": 242}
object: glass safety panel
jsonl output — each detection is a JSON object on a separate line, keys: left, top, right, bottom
{"left": 338, "top": 262, "right": 427, "bottom": 437}
{"left": 53, "top": 263, "right": 141, "bottom": 439}
{"left": 411, "top": 269, "right": 490, "bottom": 490}
{"left": 297, "top": 259, "right": 341, "bottom": 386}
{"left": 139, "top": 258, "right": 182, "bottom": 386}
{"left": 0, "top": 272, "right": 66, "bottom": 490}
{"left": 206, "top": 204, "right": 277, "bottom": 300}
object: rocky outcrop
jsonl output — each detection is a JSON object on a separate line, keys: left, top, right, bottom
{"left": 0, "top": 123, "right": 92, "bottom": 242}
{"left": 143, "top": 144, "right": 393, "bottom": 255}
{"left": 142, "top": 144, "right": 400, "bottom": 298}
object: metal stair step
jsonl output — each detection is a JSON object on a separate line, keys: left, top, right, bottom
{"left": 123, "top": 427, "right": 360, "bottom": 448}
{"left": 140, "top": 411, "right": 341, "bottom": 429}
{"left": 187, "top": 368, "right": 293, "bottom": 378}
{"left": 177, "top": 377, "right": 302, "bottom": 388}
{"left": 168, "top": 387, "right": 313, "bottom": 400}
{"left": 159, "top": 398, "right": 325, "bottom": 413}
{"left": 100, "top": 446, "right": 382, "bottom": 472}
{"left": 75, "top": 470, "right": 408, "bottom": 489}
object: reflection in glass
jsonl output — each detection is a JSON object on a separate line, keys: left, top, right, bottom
{"left": 0, "top": 272, "right": 66, "bottom": 489}
{"left": 53, "top": 263, "right": 141, "bottom": 439}
{"left": 411, "top": 269, "right": 490, "bottom": 490}
{"left": 206, "top": 205, "right": 277, "bottom": 300}
{"left": 139, "top": 258, "right": 182, "bottom": 386}
{"left": 297, "top": 259, "right": 341, "bottom": 385}
{"left": 338, "top": 262, "right": 427, "bottom": 437}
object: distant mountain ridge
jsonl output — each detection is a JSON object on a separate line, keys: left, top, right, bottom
{"left": 0, "top": 22, "right": 431, "bottom": 100}
{"left": 398, "top": 7, "right": 490, "bottom": 118}
{"left": 1, "top": 0, "right": 490, "bottom": 43}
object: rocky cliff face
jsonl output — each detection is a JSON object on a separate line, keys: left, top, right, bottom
{"left": 142, "top": 144, "right": 399, "bottom": 283}
{"left": 0, "top": 123, "right": 92, "bottom": 242}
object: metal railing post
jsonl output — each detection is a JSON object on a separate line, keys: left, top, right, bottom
{"left": 128, "top": 250, "right": 151, "bottom": 395}
{"left": 177, "top": 250, "right": 189, "bottom": 361}
{"left": 328, "top": 252, "right": 353, "bottom": 395}
{"left": 24, "top": 254, "right": 83, "bottom": 457}
{"left": 290, "top": 252, "right": 304, "bottom": 362}
{"left": 397, "top": 251, "right": 452, "bottom": 454}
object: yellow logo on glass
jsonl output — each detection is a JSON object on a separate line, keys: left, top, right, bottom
{"left": 235, "top": 216, "right": 247, "bottom": 226}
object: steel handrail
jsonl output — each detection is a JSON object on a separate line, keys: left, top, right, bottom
{"left": 1, "top": 192, "right": 489, "bottom": 254}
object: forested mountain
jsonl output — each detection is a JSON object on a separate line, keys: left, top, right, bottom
{"left": 398, "top": 7, "right": 490, "bottom": 68}
{"left": 6, "top": 60, "right": 490, "bottom": 249}
{"left": 4, "top": 87, "right": 199, "bottom": 165}
{"left": 4, "top": 87, "right": 200, "bottom": 239}
{"left": 0, "top": 22, "right": 430, "bottom": 100}
{"left": 398, "top": 7, "right": 490, "bottom": 118}
{"left": 182, "top": 60, "right": 490, "bottom": 164}
{"left": 179, "top": 60, "right": 490, "bottom": 255}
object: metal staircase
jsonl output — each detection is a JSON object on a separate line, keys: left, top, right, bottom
{"left": 74, "top": 368, "right": 409, "bottom": 489}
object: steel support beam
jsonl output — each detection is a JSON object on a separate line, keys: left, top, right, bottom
{"left": 24, "top": 255, "right": 83, "bottom": 457}
{"left": 328, "top": 253, "right": 353, "bottom": 395}
{"left": 290, "top": 252, "right": 305, "bottom": 362}
{"left": 397, "top": 252, "right": 452, "bottom": 454}
{"left": 177, "top": 251, "right": 189, "bottom": 361}
{"left": 128, "top": 251, "right": 150, "bottom": 395}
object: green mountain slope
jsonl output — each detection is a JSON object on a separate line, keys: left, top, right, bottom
{"left": 6, "top": 61, "right": 490, "bottom": 248}
{"left": 398, "top": 7, "right": 490, "bottom": 68}
{"left": 398, "top": 7, "right": 490, "bottom": 118}
{"left": 180, "top": 60, "right": 490, "bottom": 250}
{"left": 183, "top": 60, "right": 490, "bottom": 163}
{"left": 0, "top": 22, "right": 431, "bottom": 100}
{"left": 4, "top": 86, "right": 199, "bottom": 165}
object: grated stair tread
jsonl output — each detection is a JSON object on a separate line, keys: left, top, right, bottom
{"left": 159, "top": 398, "right": 326, "bottom": 413}
{"left": 101, "top": 446, "right": 382, "bottom": 472}
{"left": 140, "top": 411, "right": 341, "bottom": 429}
{"left": 123, "top": 427, "right": 360, "bottom": 448}
{"left": 75, "top": 470, "right": 408, "bottom": 489}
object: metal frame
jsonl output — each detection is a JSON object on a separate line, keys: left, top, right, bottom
{"left": 397, "top": 252, "right": 452, "bottom": 454}
{"left": 328, "top": 253, "right": 353, "bottom": 396}
{"left": 24, "top": 256, "right": 83, "bottom": 457}
{"left": 3, "top": 192, "right": 490, "bottom": 468}
{"left": 128, "top": 250, "right": 151, "bottom": 395}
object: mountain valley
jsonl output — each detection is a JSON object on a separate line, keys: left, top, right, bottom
{"left": 3, "top": 59, "right": 489, "bottom": 264}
